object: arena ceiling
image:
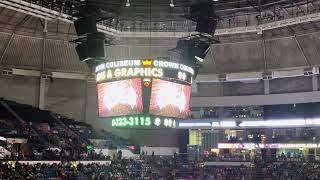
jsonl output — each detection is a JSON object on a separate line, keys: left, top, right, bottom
{"left": 0, "top": 0, "right": 320, "bottom": 75}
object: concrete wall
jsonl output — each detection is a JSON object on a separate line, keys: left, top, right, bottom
{"left": 44, "top": 78, "right": 87, "bottom": 121}
{"left": 0, "top": 75, "right": 39, "bottom": 106}
{"left": 192, "top": 83, "right": 222, "bottom": 97}
{"left": 0, "top": 75, "right": 90, "bottom": 122}
{"left": 85, "top": 81, "right": 99, "bottom": 127}
{"left": 223, "top": 81, "right": 264, "bottom": 96}
{"left": 270, "top": 76, "right": 312, "bottom": 94}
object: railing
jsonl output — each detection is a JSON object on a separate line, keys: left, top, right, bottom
{"left": 0, "top": 101, "right": 49, "bottom": 146}
{"left": 50, "top": 113, "right": 89, "bottom": 145}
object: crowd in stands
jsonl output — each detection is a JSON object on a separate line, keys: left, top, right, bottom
{"left": 254, "top": 160, "right": 320, "bottom": 180}
{"left": 0, "top": 99, "right": 132, "bottom": 161}
{"left": 204, "top": 153, "right": 250, "bottom": 162}
{"left": 0, "top": 160, "right": 160, "bottom": 180}
{"left": 3, "top": 99, "right": 320, "bottom": 179}
{"left": 204, "top": 166, "right": 247, "bottom": 180}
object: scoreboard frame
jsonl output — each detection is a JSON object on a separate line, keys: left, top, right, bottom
{"left": 95, "top": 59, "right": 194, "bottom": 128}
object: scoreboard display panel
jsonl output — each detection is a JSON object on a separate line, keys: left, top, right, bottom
{"left": 149, "top": 79, "right": 191, "bottom": 118}
{"left": 97, "top": 78, "right": 143, "bottom": 117}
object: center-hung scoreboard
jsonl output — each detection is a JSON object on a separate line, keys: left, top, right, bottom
{"left": 95, "top": 59, "right": 194, "bottom": 128}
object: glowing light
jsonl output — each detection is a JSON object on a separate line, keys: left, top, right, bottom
{"left": 142, "top": 60, "right": 153, "bottom": 66}
{"left": 95, "top": 60, "right": 194, "bottom": 84}
{"left": 239, "top": 121, "right": 265, "bottom": 127}
{"left": 104, "top": 82, "right": 137, "bottom": 110}
{"left": 111, "top": 116, "right": 176, "bottom": 128}
{"left": 112, "top": 116, "right": 151, "bottom": 127}
{"left": 211, "top": 122, "right": 220, "bottom": 127}
{"left": 264, "top": 119, "right": 306, "bottom": 127}
{"left": 150, "top": 79, "right": 191, "bottom": 118}
{"left": 125, "top": 0, "right": 130, "bottom": 7}
{"left": 169, "top": 0, "right": 174, "bottom": 7}
{"left": 154, "top": 117, "right": 161, "bottom": 126}
{"left": 180, "top": 118, "right": 320, "bottom": 129}
{"left": 220, "top": 121, "right": 236, "bottom": 127}
{"left": 306, "top": 118, "right": 320, "bottom": 125}
{"left": 156, "top": 82, "right": 186, "bottom": 112}
{"left": 195, "top": 56, "right": 204, "bottom": 62}
{"left": 218, "top": 143, "right": 320, "bottom": 149}
{"left": 97, "top": 79, "right": 143, "bottom": 117}
{"left": 179, "top": 122, "right": 211, "bottom": 127}
{"left": 96, "top": 71, "right": 106, "bottom": 82}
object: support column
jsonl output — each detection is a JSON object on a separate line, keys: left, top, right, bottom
{"left": 218, "top": 107, "right": 224, "bottom": 119}
{"left": 83, "top": 80, "right": 88, "bottom": 123}
{"left": 191, "top": 82, "right": 198, "bottom": 93}
{"left": 264, "top": 80, "right": 270, "bottom": 95}
{"left": 39, "top": 19, "right": 47, "bottom": 110}
{"left": 38, "top": 78, "right": 46, "bottom": 110}
{"left": 312, "top": 75, "right": 318, "bottom": 91}
{"left": 85, "top": 79, "right": 99, "bottom": 125}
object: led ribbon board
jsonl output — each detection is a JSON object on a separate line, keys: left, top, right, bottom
{"left": 95, "top": 60, "right": 194, "bottom": 84}
{"left": 111, "top": 115, "right": 176, "bottom": 128}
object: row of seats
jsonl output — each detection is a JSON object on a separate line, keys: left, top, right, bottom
{"left": 0, "top": 98, "right": 131, "bottom": 161}
{"left": 0, "top": 160, "right": 160, "bottom": 180}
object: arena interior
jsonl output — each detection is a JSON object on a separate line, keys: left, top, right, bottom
{"left": 1, "top": 0, "right": 320, "bottom": 179}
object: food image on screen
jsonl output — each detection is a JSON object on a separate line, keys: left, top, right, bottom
{"left": 149, "top": 79, "right": 191, "bottom": 118}
{"left": 97, "top": 79, "right": 143, "bottom": 117}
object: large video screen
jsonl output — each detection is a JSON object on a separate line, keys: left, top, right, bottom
{"left": 97, "top": 79, "right": 143, "bottom": 117}
{"left": 149, "top": 79, "right": 191, "bottom": 118}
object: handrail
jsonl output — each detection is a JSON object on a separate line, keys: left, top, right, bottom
{"left": 49, "top": 112, "right": 89, "bottom": 145}
{"left": 0, "top": 100, "right": 49, "bottom": 145}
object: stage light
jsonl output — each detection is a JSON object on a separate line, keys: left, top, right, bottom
{"left": 169, "top": 0, "right": 174, "bottom": 7}
{"left": 126, "top": 0, "right": 130, "bottom": 7}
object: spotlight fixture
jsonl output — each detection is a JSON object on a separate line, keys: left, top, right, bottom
{"left": 195, "top": 56, "right": 204, "bottom": 62}
{"left": 169, "top": 0, "right": 174, "bottom": 7}
{"left": 125, "top": 0, "right": 130, "bottom": 7}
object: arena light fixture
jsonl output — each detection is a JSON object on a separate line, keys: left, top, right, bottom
{"left": 220, "top": 121, "right": 236, "bottom": 127}
{"left": 306, "top": 118, "right": 320, "bottom": 126}
{"left": 264, "top": 119, "right": 306, "bottom": 127}
{"left": 211, "top": 122, "right": 220, "bottom": 127}
{"left": 239, "top": 121, "right": 265, "bottom": 127}
{"left": 179, "top": 122, "right": 212, "bottom": 127}
{"left": 169, "top": 0, "right": 174, "bottom": 7}
{"left": 125, "top": 0, "right": 130, "bottom": 7}
{"left": 195, "top": 56, "right": 204, "bottom": 62}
